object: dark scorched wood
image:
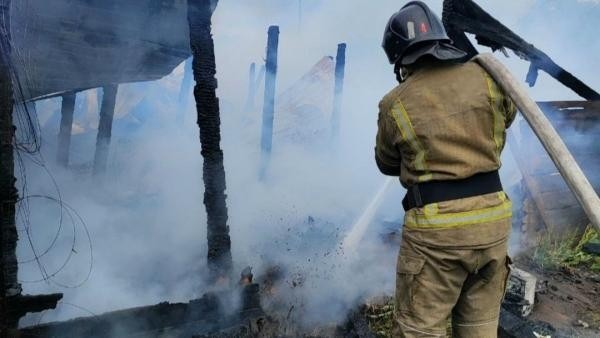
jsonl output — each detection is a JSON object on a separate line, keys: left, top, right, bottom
{"left": 511, "top": 101, "right": 600, "bottom": 236}
{"left": 442, "top": 0, "right": 600, "bottom": 101}
{"left": 260, "top": 25, "right": 280, "bottom": 175}
{"left": 331, "top": 43, "right": 346, "bottom": 141}
{"left": 1, "top": 1, "right": 61, "bottom": 334}
{"left": 57, "top": 92, "right": 76, "bottom": 166}
{"left": 93, "top": 85, "right": 118, "bottom": 176}
{"left": 0, "top": 1, "right": 19, "bottom": 332}
{"left": 188, "top": 0, "right": 232, "bottom": 280}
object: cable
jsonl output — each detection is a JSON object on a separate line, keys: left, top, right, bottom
{"left": 17, "top": 195, "right": 93, "bottom": 289}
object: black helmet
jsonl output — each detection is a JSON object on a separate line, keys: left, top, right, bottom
{"left": 382, "top": 1, "right": 465, "bottom": 65}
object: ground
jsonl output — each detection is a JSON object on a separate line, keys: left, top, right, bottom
{"left": 362, "top": 256, "right": 600, "bottom": 338}
{"left": 515, "top": 254, "right": 600, "bottom": 338}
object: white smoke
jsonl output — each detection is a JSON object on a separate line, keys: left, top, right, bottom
{"left": 14, "top": 0, "right": 600, "bottom": 330}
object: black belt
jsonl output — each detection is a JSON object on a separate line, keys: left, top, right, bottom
{"left": 402, "top": 170, "right": 503, "bottom": 211}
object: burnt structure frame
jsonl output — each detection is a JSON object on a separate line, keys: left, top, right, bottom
{"left": 442, "top": 0, "right": 600, "bottom": 101}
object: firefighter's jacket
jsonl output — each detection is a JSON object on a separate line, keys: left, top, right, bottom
{"left": 375, "top": 60, "right": 517, "bottom": 248}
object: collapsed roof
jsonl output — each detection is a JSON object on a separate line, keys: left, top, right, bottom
{"left": 10, "top": 0, "right": 190, "bottom": 101}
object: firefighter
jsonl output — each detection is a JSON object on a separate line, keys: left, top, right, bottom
{"left": 376, "top": 2, "right": 517, "bottom": 337}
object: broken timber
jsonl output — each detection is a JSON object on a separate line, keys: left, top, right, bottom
{"left": 20, "top": 293, "right": 253, "bottom": 338}
{"left": 259, "top": 25, "right": 280, "bottom": 179}
{"left": 188, "top": 0, "right": 233, "bottom": 282}
{"left": 93, "top": 85, "right": 118, "bottom": 176}
{"left": 331, "top": 43, "right": 346, "bottom": 142}
{"left": 57, "top": 92, "right": 76, "bottom": 167}
{"left": 476, "top": 54, "right": 600, "bottom": 233}
{"left": 0, "top": 0, "right": 61, "bottom": 335}
{"left": 512, "top": 101, "right": 600, "bottom": 237}
{"left": 442, "top": 0, "right": 600, "bottom": 101}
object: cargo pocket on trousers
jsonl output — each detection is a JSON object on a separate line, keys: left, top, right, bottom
{"left": 395, "top": 254, "right": 425, "bottom": 314}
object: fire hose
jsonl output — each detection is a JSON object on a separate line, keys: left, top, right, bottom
{"left": 343, "top": 54, "right": 600, "bottom": 252}
{"left": 475, "top": 53, "right": 600, "bottom": 233}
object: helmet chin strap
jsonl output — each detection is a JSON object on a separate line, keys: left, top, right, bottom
{"left": 394, "top": 62, "right": 409, "bottom": 84}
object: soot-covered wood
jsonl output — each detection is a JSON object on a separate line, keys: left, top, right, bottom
{"left": 188, "top": 0, "right": 232, "bottom": 281}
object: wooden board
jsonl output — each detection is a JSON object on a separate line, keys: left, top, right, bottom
{"left": 512, "top": 101, "right": 600, "bottom": 236}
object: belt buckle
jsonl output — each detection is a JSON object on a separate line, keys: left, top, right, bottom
{"left": 412, "top": 185, "right": 424, "bottom": 208}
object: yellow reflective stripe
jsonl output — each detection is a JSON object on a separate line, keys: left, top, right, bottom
{"left": 389, "top": 99, "right": 431, "bottom": 182}
{"left": 417, "top": 173, "right": 433, "bottom": 182}
{"left": 404, "top": 196, "right": 512, "bottom": 229}
{"left": 483, "top": 72, "right": 506, "bottom": 160}
{"left": 422, "top": 203, "right": 439, "bottom": 216}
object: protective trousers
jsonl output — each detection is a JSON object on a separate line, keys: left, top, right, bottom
{"left": 393, "top": 220, "right": 511, "bottom": 338}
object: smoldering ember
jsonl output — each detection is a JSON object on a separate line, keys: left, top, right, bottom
{"left": 1, "top": 0, "right": 599, "bottom": 337}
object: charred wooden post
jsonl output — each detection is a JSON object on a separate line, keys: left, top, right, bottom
{"left": 259, "top": 26, "right": 279, "bottom": 178}
{"left": 93, "top": 84, "right": 118, "bottom": 176}
{"left": 1, "top": 1, "right": 61, "bottom": 334}
{"left": 0, "top": 1, "right": 20, "bottom": 332}
{"left": 57, "top": 92, "right": 76, "bottom": 167}
{"left": 239, "top": 267, "right": 263, "bottom": 318}
{"left": 331, "top": 43, "right": 346, "bottom": 141}
{"left": 243, "top": 62, "right": 256, "bottom": 112}
{"left": 188, "top": 0, "right": 233, "bottom": 281}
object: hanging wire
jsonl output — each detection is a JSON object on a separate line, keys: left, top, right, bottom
{"left": 16, "top": 152, "right": 65, "bottom": 264}
{"left": 17, "top": 195, "right": 93, "bottom": 289}
{"left": 4, "top": 0, "right": 42, "bottom": 154}
{"left": 1, "top": 1, "right": 94, "bottom": 290}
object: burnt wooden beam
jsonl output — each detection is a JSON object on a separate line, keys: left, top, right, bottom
{"left": 259, "top": 25, "right": 280, "bottom": 179}
{"left": 442, "top": 0, "right": 600, "bottom": 101}
{"left": 0, "top": 0, "right": 21, "bottom": 334}
{"left": 7, "top": 293, "right": 62, "bottom": 325}
{"left": 92, "top": 84, "right": 118, "bottom": 176}
{"left": 57, "top": 92, "right": 76, "bottom": 167}
{"left": 20, "top": 294, "right": 223, "bottom": 338}
{"left": 187, "top": 0, "right": 233, "bottom": 282}
{"left": 1, "top": 1, "right": 62, "bottom": 334}
{"left": 331, "top": 43, "right": 346, "bottom": 141}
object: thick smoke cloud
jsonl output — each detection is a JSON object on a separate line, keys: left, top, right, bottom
{"left": 15, "top": 0, "right": 600, "bottom": 329}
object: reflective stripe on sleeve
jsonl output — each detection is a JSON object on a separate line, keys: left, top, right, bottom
{"left": 389, "top": 99, "right": 432, "bottom": 182}
{"left": 483, "top": 72, "right": 506, "bottom": 161}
